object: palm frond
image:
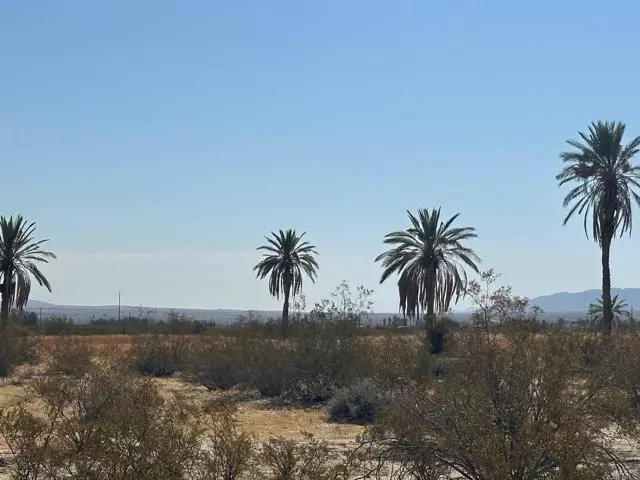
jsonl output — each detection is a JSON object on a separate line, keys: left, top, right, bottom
{"left": 0, "top": 215, "right": 56, "bottom": 314}
{"left": 588, "top": 294, "right": 631, "bottom": 324}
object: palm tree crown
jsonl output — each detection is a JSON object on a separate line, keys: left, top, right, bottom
{"left": 254, "top": 229, "right": 318, "bottom": 336}
{"left": 375, "top": 208, "right": 480, "bottom": 322}
{"left": 0, "top": 215, "right": 56, "bottom": 322}
{"left": 588, "top": 294, "right": 630, "bottom": 327}
{"left": 557, "top": 121, "right": 640, "bottom": 241}
{"left": 254, "top": 229, "right": 318, "bottom": 299}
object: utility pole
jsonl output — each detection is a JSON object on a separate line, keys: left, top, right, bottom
{"left": 118, "top": 291, "right": 121, "bottom": 322}
{"left": 39, "top": 307, "right": 42, "bottom": 325}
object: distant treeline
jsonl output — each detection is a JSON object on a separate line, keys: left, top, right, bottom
{"left": 15, "top": 304, "right": 611, "bottom": 337}
{"left": 16, "top": 309, "right": 417, "bottom": 336}
{"left": 18, "top": 311, "right": 218, "bottom": 335}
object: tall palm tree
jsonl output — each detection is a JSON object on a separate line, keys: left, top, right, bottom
{"left": 588, "top": 294, "right": 630, "bottom": 329}
{"left": 375, "top": 208, "right": 480, "bottom": 327}
{"left": 254, "top": 229, "right": 318, "bottom": 337}
{"left": 557, "top": 121, "right": 640, "bottom": 333}
{"left": 0, "top": 215, "right": 56, "bottom": 328}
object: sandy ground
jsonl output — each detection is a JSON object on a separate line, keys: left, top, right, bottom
{"left": 155, "top": 376, "right": 364, "bottom": 441}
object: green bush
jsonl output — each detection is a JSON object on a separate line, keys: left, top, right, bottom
{"left": 328, "top": 379, "right": 387, "bottom": 424}
{"left": 188, "top": 324, "right": 368, "bottom": 402}
{"left": 359, "top": 334, "right": 428, "bottom": 385}
{"left": 131, "top": 335, "right": 193, "bottom": 377}
{"left": 242, "top": 338, "right": 296, "bottom": 397}
{"left": 190, "top": 337, "right": 297, "bottom": 395}
{"left": 284, "top": 323, "right": 364, "bottom": 403}
{"left": 189, "top": 338, "right": 249, "bottom": 390}
{"left": 186, "top": 324, "right": 434, "bottom": 404}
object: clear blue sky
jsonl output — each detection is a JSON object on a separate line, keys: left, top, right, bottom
{"left": 2, "top": 1, "right": 640, "bottom": 311}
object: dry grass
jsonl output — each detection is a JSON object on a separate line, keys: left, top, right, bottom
{"left": 0, "top": 383, "right": 28, "bottom": 409}
{"left": 238, "top": 403, "right": 364, "bottom": 441}
{"left": 153, "top": 377, "right": 364, "bottom": 442}
{"left": 36, "top": 334, "right": 135, "bottom": 352}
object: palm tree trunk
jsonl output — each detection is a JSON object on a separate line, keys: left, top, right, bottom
{"left": 281, "top": 284, "right": 291, "bottom": 338}
{"left": 424, "top": 268, "right": 441, "bottom": 352}
{"left": 0, "top": 290, "right": 8, "bottom": 329}
{"left": 426, "top": 297, "right": 435, "bottom": 329}
{"left": 601, "top": 235, "right": 613, "bottom": 334}
{"left": 425, "top": 267, "right": 437, "bottom": 329}
{"left": 0, "top": 269, "right": 11, "bottom": 330}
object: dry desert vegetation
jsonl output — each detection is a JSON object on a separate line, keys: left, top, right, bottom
{"left": 0, "top": 327, "right": 638, "bottom": 479}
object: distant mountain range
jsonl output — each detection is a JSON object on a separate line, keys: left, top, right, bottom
{"left": 530, "top": 288, "right": 640, "bottom": 312}
{"left": 25, "top": 288, "right": 640, "bottom": 324}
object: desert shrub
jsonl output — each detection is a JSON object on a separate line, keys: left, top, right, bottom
{"left": 0, "top": 407, "right": 50, "bottom": 478}
{"left": 594, "top": 332, "right": 640, "bottom": 433}
{"left": 0, "top": 325, "right": 36, "bottom": 377}
{"left": 197, "top": 406, "right": 255, "bottom": 480}
{"left": 366, "top": 331, "right": 627, "bottom": 480}
{"left": 131, "top": 334, "right": 193, "bottom": 377}
{"left": 191, "top": 324, "right": 437, "bottom": 404}
{"left": 0, "top": 363, "right": 203, "bottom": 480}
{"left": 191, "top": 324, "right": 368, "bottom": 403}
{"left": 579, "top": 332, "right": 607, "bottom": 367}
{"left": 260, "top": 434, "right": 359, "bottom": 480}
{"left": 261, "top": 437, "right": 310, "bottom": 480}
{"left": 242, "top": 338, "right": 296, "bottom": 397}
{"left": 0, "top": 361, "right": 364, "bottom": 480}
{"left": 189, "top": 337, "right": 251, "bottom": 390}
{"left": 360, "top": 334, "right": 428, "bottom": 386}
{"left": 328, "top": 379, "right": 387, "bottom": 424}
{"left": 284, "top": 323, "right": 365, "bottom": 403}
{"left": 47, "top": 336, "right": 93, "bottom": 376}
{"left": 186, "top": 323, "right": 449, "bottom": 405}
{"left": 195, "top": 337, "right": 295, "bottom": 396}
{"left": 190, "top": 335, "right": 293, "bottom": 393}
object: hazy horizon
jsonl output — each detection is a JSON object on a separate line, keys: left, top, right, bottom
{"left": 28, "top": 286, "right": 640, "bottom": 315}
{"left": 3, "top": 1, "right": 640, "bottom": 312}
